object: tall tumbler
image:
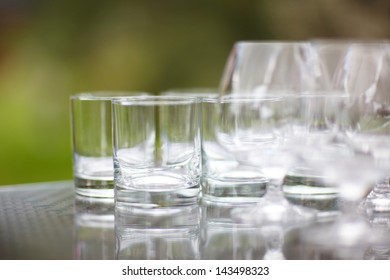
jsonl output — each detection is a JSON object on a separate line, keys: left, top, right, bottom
{"left": 70, "top": 92, "right": 148, "bottom": 198}
{"left": 112, "top": 96, "right": 201, "bottom": 210}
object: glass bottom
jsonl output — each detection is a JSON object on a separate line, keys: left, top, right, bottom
{"left": 201, "top": 176, "right": 267, "bottom": 204}
{"left": 362, "top": 181, "right": 390, "bottom": 214}
{"left": 115, "top": 184, "right": 200, "bottom": 211}
{"left": 74, "top": 177, "right": 114, "bottom": 198}
{"left": 283, "top": 170, "right": 340, "bottom": 220}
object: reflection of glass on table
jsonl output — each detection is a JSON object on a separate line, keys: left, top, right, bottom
{"left": 73, "top": 195, "right": 115, "bottom": 260}
{"left": 116, "top": 205, "right": 200, "bottom": 260}
{"left": 199, "top": 199, "right": 266, "bottom": 259}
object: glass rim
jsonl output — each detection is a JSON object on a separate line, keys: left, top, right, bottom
{"left": 70, "top": 91, "right": 150, "bottom": 101}
{"left": 160, "top": 88, "right": 219, "bottom": 98}
{"left": 160, "top": 87, "right": 219, "bottom": 94}
{"left": 111, "top": 95, "right": 200, "bottom": 106}
{"left": 201, "top": 96, "right": 283, "bottom": 104}
{"left": 202, "top": 92, "right": 348, "bottom": 104}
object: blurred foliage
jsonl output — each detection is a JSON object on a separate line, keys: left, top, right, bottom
{"left": 0, "top": 0, "right": 389, "bottom": 185}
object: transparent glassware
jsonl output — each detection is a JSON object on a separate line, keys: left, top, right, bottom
{"left": 210, "top": 95, "right": 316, "bottom": 229}
{"left": 310, "top": 39, "right": 390, "bottom": 90}
{"left": 205, "top": 95, "right": 319, "bottom": 260}
{"left": 322, "top": 42, "right": 390, "bottom": 214}
{"left": 293, "top": 93, "right": 390, "bottom": 257}
{"left": 70, "top": 91, "right": 149, "bottom": 198}
{"left": 112, "top": 96, "right": 201, "bottom": 210}
{"left": 219, "top": 41, "right": 327, "bottom": 96}
{"left": 219, "top": 41, "right": 337, "bottom": 215}
{"left": 201, "top": 97, "right": 268, "bottom": 204}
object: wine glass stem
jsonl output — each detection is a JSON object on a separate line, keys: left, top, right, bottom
{"left": 338, "top": 198, "right": 363, "bottom": 223}
{"left": 264, "top": 178, "right": 284, "bottom": 201}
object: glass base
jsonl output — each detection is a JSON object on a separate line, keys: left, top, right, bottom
{"left": 115, "top": 184, "right": 200, "bottom": 211}
{"left": 201, "top": 177, "right": 267, "bottom": 204}
{"left": 362, "top": 182, "right": 390, "bottom": 214}
{"left": 74, "top": 177, "right": 114, "bottom": 198}
{"left": 284, "top": 170, "right": 339, "bottom": 217}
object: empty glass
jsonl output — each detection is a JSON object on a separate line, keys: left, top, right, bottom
{"left": 293, "top": 93, "right": 390, "bottom": 256}
{"left": 201, "top": 97, "right": 268, "bottom": 203}
{"left": 219, "top": 41, "right": 335, "bottom": 211}
{"left": 112, "top": 96, "right": 201, "bottom": 210}
{"left": 211, "top": 95, "right": 317, "bottom": 227}
{"left": 319, "top": 42, "right": 390, "bottom": 213}
{"left": 70, "top": 91, "right": 149, "bottom": 198}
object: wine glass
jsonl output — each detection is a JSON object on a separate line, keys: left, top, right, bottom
{"left": 326, "top": 42, "right": 390, "bottom": 214}
{"left": 219, "top": 41, "right": 327, "bottom": 96}
{"left": 209, "top": 94, "right": 318, "bottom": 259}
{"left": 219, "top": 41, "right": 338, "bottom": 217}
{"left": 294, "top": 92, "right": 390, "bottom": 258}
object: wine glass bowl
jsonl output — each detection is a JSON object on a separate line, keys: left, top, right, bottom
{"left": 220, "top": 41, "right": 326, "bottom": 96}
{"left": 212, "top": 95, "right": 319, "bottom": 227}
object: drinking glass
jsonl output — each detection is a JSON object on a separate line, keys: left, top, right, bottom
{"left": 215, "top": 95, "right": 327, "bottom": 259}
{"left": 201, "top": 97, "right": 268, "bottom": 203}
{"left": 219, "top": 41, "right": 335, "bottom": 213}
{"left": 323, "top": 42, "right": 390, "bottom": 213}
{"left": 112, "top": 96, "right": 201, "bottom": 210}
{"left": 294, "top": 93, "right": 390, "bottom": 257}
{"left": 211, "top": 95, "right": 317, "bottom": 224}
{"left": 219, "top": 41, "right": 326, "bottom": 96}
{"left": 70, "top": 91, "right": 149, "bottom": 198}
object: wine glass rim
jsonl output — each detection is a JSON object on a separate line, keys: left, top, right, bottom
{"left": 160, "top": 88, "right": 219, "bottom": 99}
{"left": 202, "top": 95, "right": 285, "bottom": 104}
{"left": 301, "top": 91, "right": 349, "bottom": 97}
{"left": 202, "top": 92, "right": 348, "bottom": 104}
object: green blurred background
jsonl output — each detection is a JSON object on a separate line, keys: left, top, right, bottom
{"left": 1, "top": 0, "right": 389, "bottom": 185}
